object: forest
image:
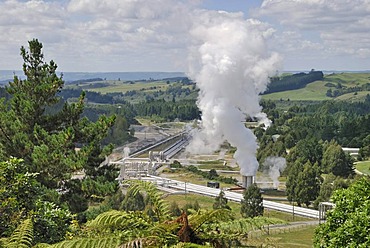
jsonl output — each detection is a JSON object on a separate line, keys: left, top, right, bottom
{"left": 1, "top": 40, "right": 370, "bottom": 247}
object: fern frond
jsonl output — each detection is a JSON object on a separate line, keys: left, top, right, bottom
{"left": 126, "top": 180, "right": 170, "bottom": 222}
{"left": 188, "top": 209, "right": 234, "bottom": 231}
{"left": 169, "top": 242, "right": 211, "bottom": 248}
{"left": 7, "top": 218, "right": 33, "bottom": 248}
{"left": 48, "top": 237, "right": 120, "bottom": 248}
{"left": 118, "top": 237, "right": 159, "bottom": 248}
{"left": 88, "top": 210, "right": 150, "bottom": 231}
{"left": 32, "top": 243, "right": 51, "bottom": 248}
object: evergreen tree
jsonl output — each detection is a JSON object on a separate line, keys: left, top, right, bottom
{"left": 0, "top": 39, "right": 116, "bottom": 214}
{"left": 213, "top": 190, "right": 231, "bottom": 210}
{"left": 240, "top": 183, "right": 264, "bottom": 218}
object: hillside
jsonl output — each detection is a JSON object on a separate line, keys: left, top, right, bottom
{"left": 262, "top": 72, "right": 370, "bottom": 102}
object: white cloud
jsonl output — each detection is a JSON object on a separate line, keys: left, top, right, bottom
{"left": 0, "top": 0, "right": 199, "bottom": 71}
{"left": 257, "top": 0, "right": 370, "bottom": 69}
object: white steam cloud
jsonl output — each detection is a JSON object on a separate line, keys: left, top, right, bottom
{"left": 186, "top": 10, "right": 281, "bottom": 177}
{"left": 263, "top": 156, "right": 287, "bottom": 188}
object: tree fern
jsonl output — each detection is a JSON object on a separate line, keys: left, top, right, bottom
{"left": 188, "top": 209, "right": 234, "bottom": 231}
{"left": 87, "top": 210, "right": 151, "bottom": 231}
{"left": 47, "top": 237, "right": 120, "bottom": 248}
{"left": 6, "top": 218, "right": 33, "bottom": 248}
{"left": 125, "top": 180, "right": 170, "bottom": 222}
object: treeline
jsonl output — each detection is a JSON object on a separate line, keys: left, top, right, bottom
{"left": 58, "top": 88, "right": 126, "bottom": 104}
{"left": 256, "top": 98, "right": 370, "bottom": 208}
{"left": 265, "top": 70, "right": 324, "bottom": 94}
{"left": 134, "top": 99, "right": 200, "bottom": 121}
{"left": 66, "top": 77, "right": 104, "bottom": 84}
{"left": 326, "top": 82, "right": 370, "bottom": 97}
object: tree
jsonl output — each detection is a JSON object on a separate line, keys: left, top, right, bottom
{"left": 286, "top": 161, "right": 321, "bottom": 207}
{"left": 285, "top": 160, "right": 302, "bottom": 204}
{"left": 322, "top": 141, "right": 354, "bottom": 177}
{"left": 314, "top": 177, "right": 370, "bottom": 247}
{"left": 0, "top": 158, "right": 40, "bottom": 236}
{"left": 240, "top": 183, "right": 264, "bottom": 218}
{"left": 295, "top": 162, "right": 322, "bottom": 207}
{"left": 213, "top": 190, "right": 231, "bottom": 210}
{"left": 0, "top": 39, "right": 116, "bottom": 238}
{"left": 0, "top": 158, "right": 73, "bottom": 243}
{"left": 7, "top": 180, "right": 283, "bottom": 248}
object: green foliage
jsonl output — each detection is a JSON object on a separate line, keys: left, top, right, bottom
{"left": 295, "top": 162, "right": 322, "bottom": 207}
{"left": 134, "top": 99, "right": 200, "bottom": 121}
{"left": 185, "top": 165, "right": 237, "bottom": 185}
{"left": 314, "top": 174, "right": 350, "bottom": 208}
{"left": 120, "top": 190, "right": 146, "bottom": 212}
{"left": 33, "top": 201, "right": 73, "bottom": 244}
{"left": 170, "top": 160, "right": 183, "bottom": 169}
{"left": 286, "top": 161, "right": 322, "bottom": 207}
{"left": 213, "top": 190, "right": 231, "bottom": 210}
{"left": 125, "top": 180, "right": 170, "bottom": 222}
{"left": 169, "top": 201, "right": 182, "bottom": 217}
{"left": 265, "top": 71, "right": 324, "bottom": 94}
{"left": 47, "top": 237, "right": 120, "bottom": 248}
{"left": 240, "top": 184, "right": 264, "bottom": 218}
{"left": 314, "top": 177, "right": 370, "bottom": 247}
{"left": 6, "top": 219, "right": 33, "bottom": 248}
{"left": 88, "top": 210, "right": 151, "bottom": 231}
{"left": 0, "top": 158, "right": 40, "bottom": 236}
{"left": 322, "top": 141, "right": 354, "bottom": 177}
{"left": 0, "top": 39, "right": 116, "bottom": 207}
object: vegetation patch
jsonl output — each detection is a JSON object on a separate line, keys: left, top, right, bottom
{"left": 355, "top": 161, "right": 370, "bottom": 175}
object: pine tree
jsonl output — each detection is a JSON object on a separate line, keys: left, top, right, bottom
{"left": 213, "top": 190, "right": 231, "bottom": 210}
{"left": 240, "top": 183, "right": 264, "bottom": 218}
{"left": 0, "top": 39, "right": 116, "bottom": 211}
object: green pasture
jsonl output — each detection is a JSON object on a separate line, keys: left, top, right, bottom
{"left": 324, "top": 72, "right": 370, "bottom": 86}
{"left": 355, "top": 160, "right": 370, "bottom": 175}
{"left": 263, "top": 72, "right": 370, "bottom": 101}
{"left": 335, "top": 91, "right": 370, "bottom": 102}
{"left": 71, "top": 80, "right": 171, "bottom": 94}
{"left": 248, "top": 225, "right": 317, "bottom": 248}
{"left": 85, "top": 81, "right": 168, "bottom": 94}
{"left": 163, "top": 192, "right": 311, "bottom": 222}
{"left": 262, "top": 80, "right": 330, "bottom": 101}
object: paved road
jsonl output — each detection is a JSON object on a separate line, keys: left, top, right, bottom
{"left": 143, "top": 175, "right": 320, "bottom": 219}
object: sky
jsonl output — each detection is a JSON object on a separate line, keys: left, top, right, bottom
{"left": 1, "top": 0, "right": 370, "bottom": 72}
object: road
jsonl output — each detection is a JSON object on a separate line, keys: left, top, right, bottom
{"left": 144, "top": 175, "right": 320, "bottom": 219}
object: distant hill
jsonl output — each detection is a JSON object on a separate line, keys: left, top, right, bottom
{"left": 262, "top": 72, "right": 370, "bottom": 102}
{"left": 0, "top": 70, "right": 186, "bottom": 85}
{"left": 265, "top": 71, "right": 324, "bottom": 94}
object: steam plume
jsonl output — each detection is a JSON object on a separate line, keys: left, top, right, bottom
{"left": 263, "top": 156, "right": 287, "bottom": 188}
{"left": 186, "top": 10, "right": 281, "bottom": 177}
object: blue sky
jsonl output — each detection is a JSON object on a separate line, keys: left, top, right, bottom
{"left": 0, "top": 0, "right": 369, "bottom": 72}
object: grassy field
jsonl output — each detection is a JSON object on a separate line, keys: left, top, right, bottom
{"left": 163, "top": 192, "right": 311, "bottom": 222}
{"left": 355, "top": 160, "right": 370, "bottom": 175}
{"left": 248, "top": 225, "right": 317, "bottom": 247}
{"left": 335, "top": 90, "right": 370, "bottom": 102}
{"left": 324, "top": 72, "right": 370, "bottom": 86}
{"left": 82, "top": 80, "right": 170, "bottom": 94}
{"left": 262, "top": 72, "right": 370, "bottom": 101}
{"left": 262, "top": 80, "right": 330, "bottom": 101}
{"left": 66, "top": 72, "right": 370, "bottom": 103}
